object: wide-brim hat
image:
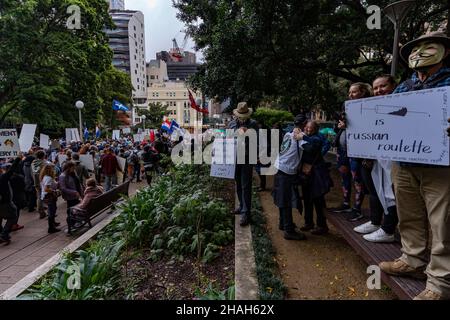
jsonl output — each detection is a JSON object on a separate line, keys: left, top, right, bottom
{"left": 400, "top": 31, "right": 450, "bottom": 63}
{"left": 233, "top": 102, "right": 253, "bottom": 119}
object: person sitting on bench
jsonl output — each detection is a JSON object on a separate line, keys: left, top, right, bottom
{"left": 71, "top": 178, "right": 104, "bottom": 218}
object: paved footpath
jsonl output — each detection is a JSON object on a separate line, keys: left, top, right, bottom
{"left": 0, "top": 181, "right": 145, "bottom": 294}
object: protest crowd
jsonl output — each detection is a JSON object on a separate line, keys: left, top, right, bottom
{"left": 229, "top": 32, "right": 450, "bottom": 300}
{"left": 1, "top": 30, "right": 450, "bottom": 301}
{"left": 0, "top": 129, "right": 175, "bottom": 242}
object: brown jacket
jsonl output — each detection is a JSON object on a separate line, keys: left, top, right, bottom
{"left": 73, "top": 185, "right": 103, "bottom": 214}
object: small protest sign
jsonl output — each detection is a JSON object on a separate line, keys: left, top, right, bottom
{"left": 0, "top": 129, "right": 20, "bottom": 159}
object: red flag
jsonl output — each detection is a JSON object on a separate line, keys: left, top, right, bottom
{"left": 188, "top": 90, "right": 209, "bottom": 114}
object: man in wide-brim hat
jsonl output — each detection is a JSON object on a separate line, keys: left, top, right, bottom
{"left": 379, "top": 31, "right": 450, "bottom": 300}
{"left": 228, "top": 102, "right": 258, "bottom": 227}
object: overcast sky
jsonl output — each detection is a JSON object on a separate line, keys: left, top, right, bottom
{"left": 125, "top": 0, "right": 203, "bottom": 62}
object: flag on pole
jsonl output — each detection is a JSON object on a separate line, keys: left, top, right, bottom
{"left": 170, "top": 120, "right": 180, "bottom": 131}
{"left": 188, "top": 90, "right": 209, "bottom": 114}
{"left": 95, "top": 126, "right": 101, "bottom": 139}
{"left": 84, "top": 127, "right": 89, "bottom": 140}
{"left": 112, "top": 100, "right": 130, "bottom": 112}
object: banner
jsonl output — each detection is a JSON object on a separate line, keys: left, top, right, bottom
{"left": 346, "top": 86, "right": 450, "bottom": 166}
{"left": 0, "top": 129, "right": 20, "bottom": 159}
{"left": 66, "top": 128, "right": 81, "bottom": 142}
{"left": 19, "top": 124, "right": 37, "bottom": 152}
{"left": 123, "top": 127, "right": 131, "bottom": 134}
{"left": 40, "top": 134, "right": 50, "bottom": 150}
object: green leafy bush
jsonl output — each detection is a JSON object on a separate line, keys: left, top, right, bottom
{"left": 253, "top": 108, "right": 294, "bottom": 128}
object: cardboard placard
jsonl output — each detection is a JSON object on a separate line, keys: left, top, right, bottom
{"left": 40, "top": 134, "right": 50, "bottom": 150}
{"left": 0, "top": 129, "right": 20, "bottom": 159}
{"left": 19, "top": 124, "right": 37, "bottom": 152}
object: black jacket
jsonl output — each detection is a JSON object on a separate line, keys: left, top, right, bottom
{"left": 0, "top": 158, "right": 21, "bottom": 204}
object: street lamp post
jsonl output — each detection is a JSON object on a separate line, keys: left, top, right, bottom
{"left": 141, "top": 114, "right": 146, "bottom": 130}
{"left": 75, "top": 100, "right": 84, "bottom": 142}
{"left": 384, "top": 0, "right": 416, "bottom": 76}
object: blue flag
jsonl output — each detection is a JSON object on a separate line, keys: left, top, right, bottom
{"left": 84, "top": 127, "right": 89, "bottom": 140}
{"left": 95, "top": 126, "right": 101, "bottom": 139}
{"left": 112, "top": 100, "right": 129, "bottom": 112}
{"left": 170, "top": 120, "right": 180, "bottom": 131}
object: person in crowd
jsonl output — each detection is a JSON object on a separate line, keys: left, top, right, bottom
{"left": 31, "top": 150, "right": 47, "bottom": 219}
{"left": 228, "top": 102, "right": 259, "bottom": 227}
{"left": 23, "top": 151, "right": 37, "bottom": 213}
{"left": 272, "top": 114, "right": 307, "bottom": 240}
{"left": 255, "top": 121, "right": 271, "bottom": 192}
{"left": 100, "top": 147, "right": 122, "bottom": 191}
{"left": 59, "top": 162, "right": 83, "bottom": 221}
{"left": 354, "top": 74, "right": 399, "bottom": 243}
{"left": 72, "top": 153, "right": 90, "bottom": 188}
{"left": 333, "top": 82, "right": 372, "bottom": 222}
{"left": 61, "top": 149, "right": 72, "bottom": 169}
{"left": 379, "top": 32, "right": 450, "bottom": 300}
{"left": 0, "top": 157, "right": 21, "bottom": 244}
{"left": 128, "top": 148, "right": 142, "bottom": 183}
{"left": 71, "top": 178, "right": 104, "bottom": 217}
{"left": 40, "top": 163, "right": 60, "bottom": 233}
{"left": 141, "top": 144, "right": 160, "bottom": 186}
{"left": 299, "top": 121, "right": 333, "bottom": 235}
{"left": 9, "top": 159, "right": 26, "bottom": 232}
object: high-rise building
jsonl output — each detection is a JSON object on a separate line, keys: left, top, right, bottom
{"left": 108, "top": 0, "right": 125, "bottom": 10}
{"left": 107, "top": 10, "right": 147, "bottom": 125}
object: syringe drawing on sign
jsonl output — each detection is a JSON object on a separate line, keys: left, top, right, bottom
{"left": 359, "top": 104, "right": 431, "bottom": 117}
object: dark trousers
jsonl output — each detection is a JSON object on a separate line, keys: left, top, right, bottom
{"left": 279, "top": 207, "right": 296, "bottom": 233}
{"left": 26, "top": 189, "right": 36, "bottom": 211}
{"left": 133, "top": 164, "right": 141, "bottom": 182}
{"left": 47, "top": 199, "right": 58, "bottom": 229}
{"left": 0, "top": 203, "right": 17, "bottom": 240}
{"left": 302, "top": 183, "right": 327, "bottom": 228}
{"left": 360, "top": 165, "right": 384, "bottom": 225}
{"left": 382, "top": 206, "right": 399, "bottom": 235}
{"left": 235, "top": 164, "right": 253, "bottom": 216}
{"left": 66, "top": 199, "right": 80, "bottom": 217}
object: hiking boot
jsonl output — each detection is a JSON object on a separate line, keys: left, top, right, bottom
{"left": 300, "top": 224, "right": 315, "bottom": 232}
{"left": 347, "top": 208, "right": 364, "bottom": 222}
{"left": 48, "top": 227, "right": 61, "bottom": 234}
{"left": 379, "top": 259, "right": 427, "bottom": 280}
{"left": 311, "top": 226, "right": 329, "bottom": 235}
{"left": 283, "top": 231, "right": 307, "bottom": 241}
{"left": 414, "top": 289, "right": 443, "bottom": 300}
{"left": 333, "top": 204, "right": 352, "bottom": 213}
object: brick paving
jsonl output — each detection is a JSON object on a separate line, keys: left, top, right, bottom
{"left": 0, "top": 181, "right": 145, "bottom": 294}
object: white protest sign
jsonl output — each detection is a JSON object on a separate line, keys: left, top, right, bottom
{"left": 66, "top": 128, "right": 81, "bottom": 142}
{"left": 346, "top": 87, "right": 450, "bottom": 166}
{"left": 0, "top": 129, "right": 20, "bottom": 159}
{"left": 40, "top": 134, "right": 50, "bottom": 149}
{"left": 73, "top": 129, "right": 81, "bottom": 142}
{"left": 123, "top": 127, "right": 131, "bottom": 134}
{"left": 80, "top": 154, "right": 95, "bottom": 171}
{"left": 112, "top": 130, "right": 121, "bottom": 140}
{"left": 19, "top": 124, "right": 37, "bottom": 152}
{"left": 210, "top": 138, "right": 236, "bottom": 179}
{"left": 133, "top": 134, "right": 142, "bottom": 142}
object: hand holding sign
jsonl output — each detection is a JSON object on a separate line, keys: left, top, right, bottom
{"left": 447, "top": 117, "right": 450, "bottom": 137}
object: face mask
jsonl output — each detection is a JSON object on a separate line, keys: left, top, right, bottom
{"left": 409, "top": 41, "right": 446, "bottom": 69}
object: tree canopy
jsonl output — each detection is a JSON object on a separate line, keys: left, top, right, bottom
{"left": 173, "top": 0, "right": 450, "bottom": 115}
{"left": 0, "top": 0, "right": 132, "bottom": 135}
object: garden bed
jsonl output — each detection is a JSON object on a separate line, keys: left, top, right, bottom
{"left": 19, "top": 164, "right": 235, "bottom": 300}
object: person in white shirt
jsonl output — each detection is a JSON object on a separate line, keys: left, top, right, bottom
{"left": 272, "top": 114, "right": 308, "bottom": 240}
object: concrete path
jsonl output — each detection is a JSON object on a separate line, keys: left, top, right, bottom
{"left": 0, "top": 181, "right": 145, "bottom": 294}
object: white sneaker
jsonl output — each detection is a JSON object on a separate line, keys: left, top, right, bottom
{"left": 353, "top": 221, "right": 380, "bottom": 234}
{"left": 363, "top": 228, "right": 395, "bottom": 243}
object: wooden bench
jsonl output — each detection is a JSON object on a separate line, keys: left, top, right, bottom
{"left": 67, "top": 180, "right": 131, "bottom": 235}
{"left": 326, "top": 210, "right": 426, "bottom": 300}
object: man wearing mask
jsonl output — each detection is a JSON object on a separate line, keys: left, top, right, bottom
{"left": 379, "top": 32, "right": 450, "bottom": 300}
{"left": 228, "top": 102, "right": 258, "bottom": 227}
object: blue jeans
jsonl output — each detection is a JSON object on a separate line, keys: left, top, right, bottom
{"left": 104, "top": 175, "right": 117, "bottom": 192}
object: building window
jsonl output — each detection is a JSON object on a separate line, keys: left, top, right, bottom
{"left": 134, "top": 26, "right": 136, "bottom": 31}
{"left": 135, "top": 70, "right": 137, "bottom": 74}
{"left": 150, "top": 75, "right": 155, "bottom": 80}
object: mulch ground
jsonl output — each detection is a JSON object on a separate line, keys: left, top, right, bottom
{"left": 118, "top": 179, "right": 236, "bottom": 300}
